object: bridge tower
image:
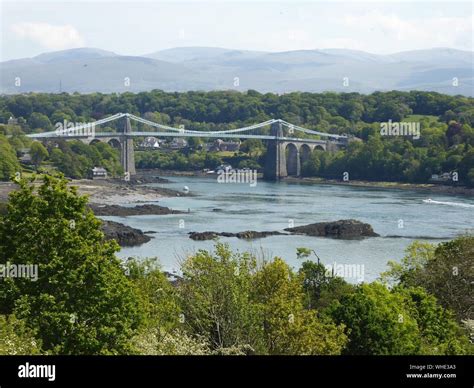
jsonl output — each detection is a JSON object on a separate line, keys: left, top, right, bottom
{"left": 264, "top": 121, "right": 287, "bottom": 180}
{"left": 120, "top": 116, "right": 136, "bottom": 175}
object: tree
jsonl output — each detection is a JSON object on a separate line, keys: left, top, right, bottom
{"left": 396, "top": 287, "right": 469, "bottom": 355}
{"left": 187, "top": 137, "right": 203, "bottom": 149}
{"left": 179, "top": 243, "right": 264, "bottom": 353}
{"left": 30, "top": 141, "right": 49, "bottom": 167}
{"left": 28, "top": 112, "right": 52, "bottom": 131}
{"left": 253, "top": 258, "right": 347, "bottom": 355}
{"left": 381, "top": 237, "right": 473, "bottom": 321}
{"left": 0, "top": 135, "right": 20, "bottom": 181}
{"left": 0, "top": 174, "right": 143, "bottom": 354}
{"left": 298, "top": 260, "right": 354, "bottom": 310}
{"left": 329, "top": 283, "right": 420, "bottom": 355}
{"left": 339, "top": 100, "right": 364, "bottom": 122}
{"left": 373, "top": 101, "right": 412, "bottom": 122}
{"left": 240, "top": 139, "right": 265, "bottom": 158}
{"left": 0, "top": 315, "right": 42, "bottom": 355}
{"left": 125, "top": 258, "right": 181, "bottom": 331}
{"left": 380, "top": 241, "right": 435, "bottom": 286}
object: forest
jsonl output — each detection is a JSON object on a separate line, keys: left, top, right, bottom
{"left": 0, "top": 90, "right": 473, "bottom": 185}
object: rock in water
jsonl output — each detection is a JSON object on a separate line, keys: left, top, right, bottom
{"left": 188, "top": 231, "right": 219, "bottom": 240}
{"left": 101, "top": 220, "right": 151, "bottom": 246}
{"left": 188, "top": 230, "right": 285, "bottom": 240}
{"left": 284, "top": 219, "right": 379, "bottom": 239}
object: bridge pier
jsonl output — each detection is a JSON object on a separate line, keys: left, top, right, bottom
{"left": 120, "top": 117, "right": 136, "bottom": 175}
{"left": 264, "top": 121, "right": 287, "bottom": 180}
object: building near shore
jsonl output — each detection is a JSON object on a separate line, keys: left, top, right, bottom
{"left": 90, "top": 167, "right": 108, "bottom": 180}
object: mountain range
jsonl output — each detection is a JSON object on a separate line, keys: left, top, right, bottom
{"left": 0, "top": 47, "right": 472, "bottom": 95}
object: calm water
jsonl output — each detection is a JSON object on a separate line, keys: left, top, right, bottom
{"left": 108, "top": 176, "right": 474, "bottom": 282}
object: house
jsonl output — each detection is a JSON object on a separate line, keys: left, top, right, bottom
{"left": 90, "top": 167, "right": 108, "bottom": 179}
{"left": 170, "top": 138, "right": 188, "bottom": 149}
{"left": 430, "top": 172, "right": 453, "bottom": 183}
{"left": 216, "top": 164, "right": 233, "bottom": 173}
{"left": 208, "top": 139, "right": 241, "bottom": 152}
{"left": 8, "top": 116, "right": 18, "bottom": 125}
{"left": 138, "top": 136, "right": 161, "bottom": 150}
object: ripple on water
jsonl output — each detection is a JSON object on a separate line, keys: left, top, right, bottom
{"left": 116, "top": 177, "right": 474, "bottom": 282}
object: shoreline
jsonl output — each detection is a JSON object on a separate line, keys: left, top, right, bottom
{"left": 282, "top": 176, "right": 474, "bottom": 196}
{"left": 139, "top": 169, "right": 474, "bottom": 197}
{"left": 0, "top": 176, "right": 185, "bottom": 205}
{"left": 1, "top": 171, "right": 471, "bottom": 206}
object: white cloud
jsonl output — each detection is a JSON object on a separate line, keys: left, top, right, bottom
{"left": 11, "top": 22, "right": 85, "bottom": 50}
{"left": 337, "top": 11, "right": 473, "bottom": 53}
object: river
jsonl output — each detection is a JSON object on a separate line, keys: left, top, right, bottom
{"left": 107, "top": 176, "right": 474, "bottom": 283}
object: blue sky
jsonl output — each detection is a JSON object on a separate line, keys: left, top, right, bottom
{"left": 1, "top": 1, "right": 472, "bottom": 61}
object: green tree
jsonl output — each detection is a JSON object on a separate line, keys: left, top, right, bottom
{"left": 0, "top": 315, "right": 42, "bottom": 355}
{"left": 28, "top": 112, "right": 52, "bottom": 131}
{"left": 125, "top": 258, "right": 180, "bottom": 331}
{"left": 381, "top": 237, "right": 473, "bottom": 321}
{"left": 396, "top": 287, "right": 469, "bottom": 355}
{"left": 179, "top": 243, "right": 264, "bottom": 353}
{"left": 0, "top": 174, "right": 143, "bottom": 354}
{"left": 380, "top": 241, "right": 436, "bottom": 286}
{"left": 253, "top": 258, "right": 347, "bottom": 355}
{"left": 30, "top": 141, "right": 49, "bottom": 167}
{"left": 0, "top": 134, "right": 20, "bottom": 181}
{"left": 329, "top": 282, "right": 420, "bottom": 355}
{"left": 240, "top": 139, "right": 265, "bottom": 158}
{"left": 298, "top": 260, "right": 354, "bottom": 310}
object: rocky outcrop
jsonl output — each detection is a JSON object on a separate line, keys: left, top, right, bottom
{"left": 284, "top": 219, "right": 379, "bottom": 239}
{"left": 189, "top": 220, "right": 379, "bottom": 241}
{"left": 90, "top": 204, "right": 184, "bottom": 216}
{"left": 189, "top": 230, "right": 285, "bottom": 241}
{"left": 101, "top": 220, "right": 151, "bottom": 246}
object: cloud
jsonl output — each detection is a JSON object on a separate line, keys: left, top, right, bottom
{"left": 337, "top": 11, "right": 473, "bottom": 52}
{"left": 11, "top": 22, "right": 85, "bottom": 50}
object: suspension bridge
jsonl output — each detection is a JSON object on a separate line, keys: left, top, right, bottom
{"left": 27, "top": 113, "right": 350, "bottom": 180}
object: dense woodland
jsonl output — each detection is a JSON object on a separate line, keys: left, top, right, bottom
{"left": 0, "top": 175, "right": 472, "bottom": 355}
{"left": 0, "top": 90, "right": 473, "bottom": 185}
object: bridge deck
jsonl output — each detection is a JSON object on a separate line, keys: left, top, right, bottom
{"left": 28, "top": 131, "right": 342, "bottom": 144}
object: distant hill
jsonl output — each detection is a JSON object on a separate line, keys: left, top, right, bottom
{"left": 1, "top": 47, "right": 472, "bottom": 95}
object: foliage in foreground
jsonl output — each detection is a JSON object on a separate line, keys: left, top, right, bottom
{"left": 0, "top": 174, "right": 143, "bottom": 354}
{"left": 0, "top": 174, "right": 471, "bottom": 355}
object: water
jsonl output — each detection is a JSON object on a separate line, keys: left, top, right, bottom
{"left": 108, "top": 176, "right": 474, "bottom": 282}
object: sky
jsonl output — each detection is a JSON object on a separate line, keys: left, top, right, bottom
{"left": 0, "top": 0, "right": 472, "bottom": 61}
